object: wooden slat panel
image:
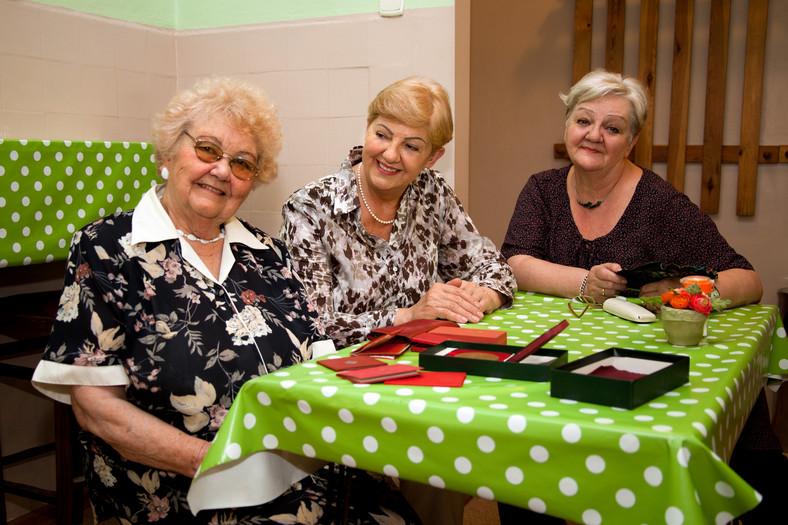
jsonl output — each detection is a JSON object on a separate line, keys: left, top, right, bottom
{"left": 573, "top": 0, "right": 593, "bottom": 84}
{"left": 605, "top": 0, "right": 625, "bottom": 73}
{"left": 700, "top": 0, "right": 731, "bottom": 214}
{"left": 634, "top": 0, "right": 660, "bottom": 169}
{"left": 666, "top": 0, "right": 694, "bottom": 192}
{"left": 737, "top": 0, "right": 769, "bottom": 216}
{"left": 555, "top": 144, "right": 785, "bottom": 164}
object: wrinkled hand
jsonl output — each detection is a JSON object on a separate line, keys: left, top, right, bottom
{"left": 583, "top": 263, "right": 627, "bottom": 304}
{"left": 400, "top": 279, "right": 495, "bottom": 324}
{"left": 639, "top": 277, "right": 682, "bottom": 299}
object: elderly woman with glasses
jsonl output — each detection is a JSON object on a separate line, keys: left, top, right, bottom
{"left": 32, "top": 76, "right": 421, "bottom": 524}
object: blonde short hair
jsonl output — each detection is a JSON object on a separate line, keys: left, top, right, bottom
{"left": 560, "top": 69, "right": 648, "bottom": 137}
{"left": 367, "top": 76, "right": 454, "bottom": 152}
{"left": 151, "top": 76, "right": 282, "bottom": 188}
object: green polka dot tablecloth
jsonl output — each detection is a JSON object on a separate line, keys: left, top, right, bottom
{"left": 189, "top": 293, "right": 788, "bottom": 523}
{"left": 0, "top": 139, "right": 158, "bottom": 267}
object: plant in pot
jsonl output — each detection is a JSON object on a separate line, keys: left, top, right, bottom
{"left": 645, "top": 284, "right": 729, "bottom": 346}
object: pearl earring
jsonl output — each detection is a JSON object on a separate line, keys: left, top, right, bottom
{"left": 160, "top": 167, "right": 169, "bottom": 180}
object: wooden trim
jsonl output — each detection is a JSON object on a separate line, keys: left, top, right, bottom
{"left": 605, "top": 0, "right": 625, "bottom": 73}
{"left": 573, "top": 0, "right": 593, "bottom": 84}
{"left": 737, "top": 0, "right": 769, "bottom": 216}
{"left": 700, "top": 0, "right": 731, "bottom": 214}
{"left": 666, "top": 1, "right": 694, "bottom": 192}
{"left": 633, "top": 0, "right": 659, "bottom": 170}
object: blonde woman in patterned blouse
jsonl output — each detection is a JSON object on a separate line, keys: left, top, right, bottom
{"left": 281, "top": 76, "right": 516, "bottom": 350}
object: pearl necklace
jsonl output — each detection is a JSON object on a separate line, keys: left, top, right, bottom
{"left": 356, "top": 162, "right": 396, "bottom": 225}
{"left": 176, "top": 228, "right": 225, "bottom": 244}
{"left": 574, "top": 170, "right": 621, "bottom": 209}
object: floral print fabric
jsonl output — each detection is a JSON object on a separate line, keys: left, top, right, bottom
{"left": 280, "top": 147, "right": 516, "bottom": 348}
{"left": 35, "top": 188, "right": 419, "bottom": 524}
{"left": 501, "top": 166, "right": 754, "bottom": 272}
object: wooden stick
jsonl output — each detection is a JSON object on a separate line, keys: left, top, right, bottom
{"left": 573, "top": 0, "right": 593, "bottom": 84}
{"left": 700, "top": 0, "right": 731, "bottom": 214}
{"left": 634, "top": 0, "right": 660, "bottom": 170}
{"left": 605, "top": 0, "right": 625, "bottom": 73}
{"left": 666, "top": 0, "right": 694, "bottom": 192}
{"left": 737, "top": 0, "right": 769, "bottom": 216}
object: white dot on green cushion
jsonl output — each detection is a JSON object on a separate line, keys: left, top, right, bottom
{"left": 665, "top": 506, "right": 684, "bottom": 525}
{"left": 428, "top": 475, "right": 445, "bottom": 488}
{"left": 427, "top": 426, "right": 443, "bottom": 442}
{"left": 407, "top": 446, "right": 424, "bottom": 463}
{"left": 619, "top": 434, "right": 639, "bottom": 453}
{"left": 338, "top": 408, "right": 353, "bottom": 423}
{"left": 302, "top": 444, "right": 316, "bottom": 457}
{"left": 383, "top": 465, "right": 399, "bottom": 477}
{"left": 530, "top": 445, "right": 549, "bottom": 463}
{"left": 225, "top": 443, "right": 242, "bottom": 460}
{"left": 408, "top": 399, "right": 427, "bottom": 414}
{"left": 456, "top": 406, "right": 475, "bottom": 423}
{"left": 715, "top": 512, "right": 735, "bottom": 525}
{"left": 559, "top": 477, "right": 578, "bottom": 496}
{"left": 579, "top": 408, "right": 598, "bottom": 415}
{"left": 586, "top": 455, "right": 605, "bottom": 473}
{"left": 375, "top": 417, "right": 395, "bottom": 433}
{"left": 243, "top": 413, "right": 256, "bottom": 429}
{"left": 341, "top": 455, "right": 356, "bottom": 467}
{"left": 477, "top": 436, "right": 495, "bottom": 452}
{"left": 363, "top": 436, "right": 378, "bottom": 453}
{"left": 256, "top": 391, "right": 271, "bottom": 406}
{"left": 283, "top": 417, "right": 297, "bottom": 431}
{"left": 279, "top": 379, "right": 296, "bottom": 389}
{"left": 11, "top": 212, "right": 20, "bottom": 222}
{"left": 321, "top": 427, "right": 336, "bottom": 443}
{"left": 561, "top": 423, "right": 581, "bottom": 443}
{"left": 692, "top": 422, "right": 708, "bottom": 437}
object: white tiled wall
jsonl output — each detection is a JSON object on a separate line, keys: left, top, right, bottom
{"left": 0, "top": 1, "right": 455, "bottom": 236}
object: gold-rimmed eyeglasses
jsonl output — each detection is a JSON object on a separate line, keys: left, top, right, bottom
{"left": 183, "top": 131, "right": 259, "bottom": 180}
{"left": 568, "top": 295, "right": 602, "bottom": 318}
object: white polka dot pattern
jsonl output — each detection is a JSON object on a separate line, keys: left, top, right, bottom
{"left": 0, "top": 139, "right": 158, "bottom": 267}
{"left": 196, "top": 292, "right": 788, "bottom": 523}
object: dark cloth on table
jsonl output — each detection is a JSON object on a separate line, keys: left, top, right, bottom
{"left": 501, "top": 166, "right": 753, "bottom": 275}
{"left": 35, "top": 189, "right": 419, "bottom": 524}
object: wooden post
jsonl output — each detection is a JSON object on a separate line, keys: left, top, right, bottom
{"left": 700, "top": 0, "right": 731, "bottom": 214}
{"left": 634, "top": 0, "right": 660, "bottom": 170}
{"left": 666, "top": 0, "right": 694, "bottom": 192}
{"left": 737, "top": 0, "right": 769, "bottom": 216}
{"left": 573, "top": 0, "right": 593, "bottom": 84}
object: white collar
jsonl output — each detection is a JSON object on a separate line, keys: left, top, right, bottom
{"left": 130, "top": 185, "right": 267, "bottom": 283}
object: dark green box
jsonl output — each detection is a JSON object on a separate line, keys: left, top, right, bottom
{"left": 419, "top": 341, "right": 568, "bottom": 382}
{"left": 550, "top": 348, "right": 689, "bottom": 409}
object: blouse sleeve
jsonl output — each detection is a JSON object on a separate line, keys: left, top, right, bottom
{"left": 32, "top": 226, "right": 130, "bottom": 404}
{"left": 436, "top": 179, "right": 516, "bottom": 308}
{"left": 281, "top": 196, "right": 396, "bottom": 348}
{"left": 501, "top": 172, "right": 553, "bottom": 261}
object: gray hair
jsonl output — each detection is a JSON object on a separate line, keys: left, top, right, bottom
{"left": 560, "top": 69, "right": 648, "bottom": 137}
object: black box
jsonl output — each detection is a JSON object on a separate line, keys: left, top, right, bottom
{"left": 549, "top": 348, "right": 689, "bottom": 409}
{"left": 419, "top": 341, "right": 568, "bottom": 382}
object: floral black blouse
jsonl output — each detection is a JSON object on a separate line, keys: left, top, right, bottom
{"left": 32, "top": 188, "right": 419, "bottom": 524}
{"left": 280, "top": 147, "right": 517, "bottom": 348}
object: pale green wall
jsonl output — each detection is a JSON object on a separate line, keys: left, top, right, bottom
{"left": 32, "top": 0, "right": 453, "bottom": 29}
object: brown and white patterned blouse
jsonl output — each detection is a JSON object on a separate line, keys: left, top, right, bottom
{"left": 281, "top": 147, "right": 516, "bottom": 348}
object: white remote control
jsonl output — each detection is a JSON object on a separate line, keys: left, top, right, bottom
{"left": 602, "top": 298, "right": 656, "bottom": 323}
